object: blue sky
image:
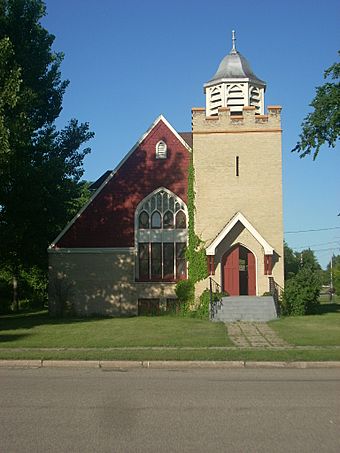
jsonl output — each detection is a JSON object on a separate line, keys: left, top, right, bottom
{"left": 43, "top": 0, "right": 340, "bottom": 269}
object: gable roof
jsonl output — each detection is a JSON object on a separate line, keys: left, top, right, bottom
{"left": 89, "top": 170, "right": 112, "bottom": 192}
{"left": 206, "top": 212, "right": 274, "bottom": 255}
{"left": 49, "top": 115, "right": 191, "bottom": 249}
{"left": 179, "top": 132, "right": 193, "bottom": 148}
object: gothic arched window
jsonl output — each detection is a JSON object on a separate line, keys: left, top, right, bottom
{"left": 175, "top": 211, "right": 186, "bottom": 229}
{"left": 163, "top": 211, "right": 174, "bottom": 229}
{"left": 138, "top": 211, "right": 149, "bottom": 229}
{"left": 151, "top": 211, "right": 161, "bottom": 229}
{"left": 135, "top": 188, "right": 188, "bottom": 281}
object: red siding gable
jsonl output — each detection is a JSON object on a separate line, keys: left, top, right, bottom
{"left": 55, "top": 119, "right": 190, "bottom": 248}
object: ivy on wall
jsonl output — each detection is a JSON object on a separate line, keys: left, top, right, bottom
{"left": 186, "top": 155, "right": 208, "bottom": 284}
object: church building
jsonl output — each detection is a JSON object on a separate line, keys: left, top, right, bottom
{"left": 48, "top": 33, "right": 284, "bottom": 317}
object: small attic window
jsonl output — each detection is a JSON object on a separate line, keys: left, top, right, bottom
{"left": 156, "top": 140, "right": 167, "bottom": 159}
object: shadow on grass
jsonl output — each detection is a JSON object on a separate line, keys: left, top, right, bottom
{"left": 0, "top": 334, "right": 30, "bottom": 343}
{"left": 314, "top": 303, "right": 340, "bottom": 315}
{"left": 0, "top": 309, "right": 114, "bottom": 332}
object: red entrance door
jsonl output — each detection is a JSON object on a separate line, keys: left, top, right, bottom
{"left": 223, "top": 245, "right": 256, "bottom": 296}
{"left": 247, "top": 251, "right": 256, "bottom": 296}
{"left": 223, "top": 246, "right": 239, "bottom": 296}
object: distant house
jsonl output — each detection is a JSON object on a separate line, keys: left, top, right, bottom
{"left": 48, "top": 35, "right": 284, "bottom": 318}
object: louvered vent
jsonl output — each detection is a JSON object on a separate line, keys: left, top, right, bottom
{"left": 156, "top": 140, "right": 167, "bottom": 159}
{"left": 226, "top": 84, "right": 244, "bottom": 114}
{"left": 250, "top": 86, "right": 261, "bottom": 113}
{"left": 209, "top": 86, "right": 222, "bottom": 115}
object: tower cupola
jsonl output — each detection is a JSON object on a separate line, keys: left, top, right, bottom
{"left": 204, "top": 31, "right": 266, "bottom": 116}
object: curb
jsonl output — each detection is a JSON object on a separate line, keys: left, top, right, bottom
{"left": 1, "top": 360, "right": 340, "bottom": 369}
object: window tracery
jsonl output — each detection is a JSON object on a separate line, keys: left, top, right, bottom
{"left": 135, "top": 188, "right": 188, "bottom": 281}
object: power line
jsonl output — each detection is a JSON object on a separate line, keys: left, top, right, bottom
{"left": 311, "top": 247, "right": 340, "bottom": 252}
{"left": 294, "top": 240, "right": 340, "bottom": 249}
{"left": 285, "top": 226, "right": 340, "bottom": 234}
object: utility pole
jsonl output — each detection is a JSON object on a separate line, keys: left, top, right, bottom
{"left": 330, "top": 255, "right": 333, "bottom": 302}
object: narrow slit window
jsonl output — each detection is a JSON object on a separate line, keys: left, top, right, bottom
{"left": 236, "top": 156, "right": 239, "bottom": 177}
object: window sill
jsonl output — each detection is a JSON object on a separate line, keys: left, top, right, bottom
{"left": 135, "top": 278, "right": 180, "bottom": 283}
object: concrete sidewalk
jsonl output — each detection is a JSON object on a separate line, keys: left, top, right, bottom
{"left": 226, "top": 322, "right": 291, "bottom": 348}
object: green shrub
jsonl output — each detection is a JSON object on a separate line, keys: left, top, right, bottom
{"left": 174, "top": 279, "right": 195, "bottom": 316}
{"left": 175, "top": 279, "right": 195, "bottom": 303}
{"left": 282, "top": 266, "right": 321, "bottom": 316}
{"left": 0, "top": 265, "right": 47, "bottom": 313}
{"left": 0, "top": 267, "right": 16, "bottom": 313}
{"left": 193, "top": 289, "right": 210, "bottom": 319}
{"left": 192, "top": 289, "right": 229, "bottom": 319}
{"left": 20, "top": 267, "right": 47, "bottom": 309}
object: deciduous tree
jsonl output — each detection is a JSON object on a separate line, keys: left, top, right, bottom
{"left": 0, "top": 0, "right": 94, "bottom": 309}
{"left": 292, "top": 52, "right": 339, "bottom": 159}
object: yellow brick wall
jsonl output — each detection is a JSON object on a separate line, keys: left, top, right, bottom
{"left": 48, "top": 250, "right": 178, "bottom": 316}
{"left": 192, "top": 106, "right": 284, "bottom": 294}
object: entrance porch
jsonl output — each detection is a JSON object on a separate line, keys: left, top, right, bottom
{"left": 211, "top": 295, "right": 278, "bottom": 322}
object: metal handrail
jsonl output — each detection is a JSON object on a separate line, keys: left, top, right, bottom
{"left": 209, "top": 277, "right": 223, "bottom": 319}
{"left": 269, "top": 276, "right": 283, "bottom": 316}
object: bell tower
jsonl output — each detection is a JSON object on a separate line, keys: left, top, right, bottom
{"left": 192, "top": 32, "right": 284, "bottom": 298}
{"left": 204, "top": 31, "right": 266, "bottom": 116}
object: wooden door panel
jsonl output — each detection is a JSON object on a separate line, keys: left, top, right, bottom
{"left": 223, "top": 246, "right": 239, "bottom": 296}
{"left": 247, "top": 251, "right": 256, "bottom": 296}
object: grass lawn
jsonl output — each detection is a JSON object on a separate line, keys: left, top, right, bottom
{"left": 269, "top": 301, "right": 340, "bottom": 347}
{"left": 0, "top": 348, "right": 339, "bottom": 362}
{"left": 0, "top": 310, "right": 231, "bottom": 348}
{"left": 1, "top": 299, "right": 340, "bottom": 362}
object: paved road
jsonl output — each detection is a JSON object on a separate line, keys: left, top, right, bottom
{"left": 0, "top": 367, "right": 339, "bottom": 452}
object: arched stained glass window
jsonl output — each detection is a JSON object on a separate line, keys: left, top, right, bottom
{"left": 175, "top": 211, "right": 186, "bottom": 229}
{"left": 137, "top": 189, "right": 187, "bottom": 231}
{"left": 139, "top": 211, "right": 149, "bottom": 229}
{"left": 151, "top": 211, "right": 161, "bottom": 229}
{"left": 163, "top": 211, "right": 174, "bottom": 229}
{"left": 136, "top": 188, "right": 188, "bottom": 282}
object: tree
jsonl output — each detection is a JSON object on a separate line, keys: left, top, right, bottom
{"left": 333, "top": 264, "right": 340, "bottom": 296}
{"left": 292, "top": 51, "right": 340, "bottom": 159}
{"left": 282, "top": 266, "right": 321, "bottom": 316}
{"left": 297, "top": 248, "right": 321, "bottom": 272}
{"left": 284, "top": 243, "right": 321, "bottom": 280}
{"left": 284, "top": 241, "right": 300, "bottom": 280}
{"left": 326, "top": 254, "right": 340, "bottom": 296}
{"left": 0, "top": 37, "right": 21, "bottom": 158}
{"left": 0, "top": 0, "right": 94, "bottom": 309}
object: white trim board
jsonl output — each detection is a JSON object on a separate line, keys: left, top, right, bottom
{"left": 206, "top": 212, "right": 274, "bottom": 255}
{"left": 49, "top": 115, "right": 192, "bottom": 249}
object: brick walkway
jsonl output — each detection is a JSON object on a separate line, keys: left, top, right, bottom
{"left": 226, "top": 322, "right": 291, "bottom": 348}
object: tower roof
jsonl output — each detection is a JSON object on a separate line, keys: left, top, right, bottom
{"left": 205, "top": 31, "right": 266, "bottom": 88}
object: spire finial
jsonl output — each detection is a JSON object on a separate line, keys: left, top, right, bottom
{"left": 231, "top": 30, "right": 236, "bottom": 52}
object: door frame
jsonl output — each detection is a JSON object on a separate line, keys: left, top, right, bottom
{"left": 222, "top": 243, "right": 257, "bottom": 296}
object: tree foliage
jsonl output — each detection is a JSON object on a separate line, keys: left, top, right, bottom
{"left": 0, "top": 36, "right": 21, "bottom": 157}
{"left": 282, "top": 266, "right": 321, "bottom": 316}
{"left": 326, "top": 254, "right": 340, "bottom": 295}
{"left": 284, "top": 242, "right": 321, "bottom": 281}
{"left": 0, "top": 0, "right": 94, "bottom": 308}
{"left": 292, "top": 51, "right": 340, "bottom": 159}
{"left": 333, "top": 264, "right": 340, "bottom": 296}
{"left": 284, "top": 241, "right": 300, "bottom": 280}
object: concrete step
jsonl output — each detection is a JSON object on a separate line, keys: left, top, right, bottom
{"left": 213, "top": 296, "right": 277, "bottom": 322}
